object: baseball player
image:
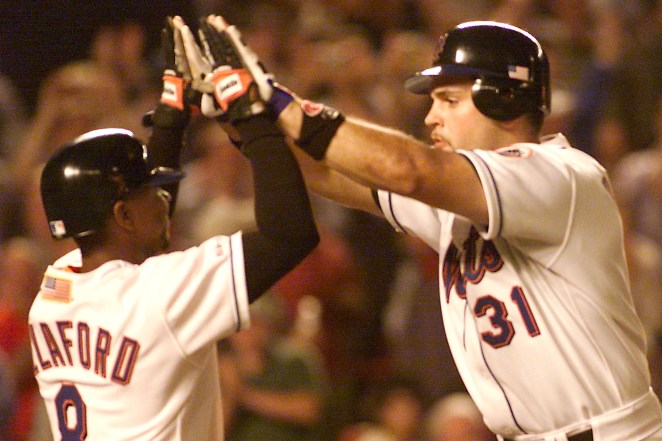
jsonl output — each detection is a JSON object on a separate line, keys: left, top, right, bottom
{"left": 28, "top": 17, "right": 319, "bottom": 440}
{"left": 186, "top": 16, "right": 662, "bottom": 441}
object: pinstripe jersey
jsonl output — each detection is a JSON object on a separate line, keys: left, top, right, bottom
{"left": 29, "top": 232, "right": 250, "bottom": 440}
{"left": 377, "top": 134, "right": 662, "bottom": 440}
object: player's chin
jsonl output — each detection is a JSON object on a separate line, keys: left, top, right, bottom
{"left": 431, "top": 141, "right": 453, "bottom": 151}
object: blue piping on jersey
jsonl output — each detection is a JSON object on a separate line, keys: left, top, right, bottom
{"left": 387, "top": 192, "right": 409, "bottom": 234}
{"left": 227, "top": 237, "right": 242, "bottom": 333}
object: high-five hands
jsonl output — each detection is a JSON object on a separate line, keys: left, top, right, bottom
{"left": 173, "top": 15, "right": 276, "bottom": 123}
{"left": 171, "top": 14, "right": 344, "bottom": 160}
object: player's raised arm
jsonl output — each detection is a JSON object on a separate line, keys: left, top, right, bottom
{"left": 142, "top": 16, "right": 200, "bottom": 215}
{"left": 174, "top": 16, "right": 319, "bottom": 301}
{"left": 192, "top": 14, "right": 488, "bottom": 225}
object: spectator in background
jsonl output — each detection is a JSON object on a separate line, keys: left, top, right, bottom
{"left": 383, "top": 235, "right": 465, "bottom": 402}
{"left": 0, "top": 237, "right": 50, "bottom": 441}
{"left": 0, "top": 73, "right": 27, "bottom": 161}
{"left": 608, "top": 0, "right": 662, "bottom": 153}
{"left": 11, "top": 60, "right": 125, "bottom": 189}
{"left": 611, "top": 91, "right": 662, "bottom": 400}
{"left": 372, "top": 30, "right": 436, "bottom": 138}
{"left": 338, "top": 376, "right": 426, "bottom": 441}
{"left": 88, "top": 19, "right": 162, "bottom": 140}
{"left": 423, "top": 392, "right": 494, "bottom": 441}
{"left": 170, "top": 117, "right": 256, "bottom": 249}
{"left": 219, "top": 293, "right": 327, "bottom": 441}
{"left": 567, "top": 0, "right": 636, "bottom": 157}
{"left": 0, "top": 351, "right": 15, "bottom": 440}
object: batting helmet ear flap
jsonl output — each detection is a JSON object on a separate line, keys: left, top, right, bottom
{"left": 471, "top": 78, "right": 536, "bottom": 121}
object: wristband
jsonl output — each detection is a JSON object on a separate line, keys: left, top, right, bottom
{"left": 294, "top": 100, "right": 345, "bottom": 160}
{"left": 268, "top": 81, "right": 295, "bottom": 119}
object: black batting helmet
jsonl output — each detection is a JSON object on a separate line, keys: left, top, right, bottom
{"left": 40, "top": 128, "right": 184, "bottom": 240}
{"left": 405, "top": 21, "right": 551, "bottom": 121}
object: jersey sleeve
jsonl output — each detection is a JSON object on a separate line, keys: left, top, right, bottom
{"left": 459, "top": 143, "right": 574, "bottom": 249}
{"left": 140, "top": 232, "right": 250, "bottom": 356}
{"left": 375, "top": 189, "right": 442, "bottom": 252}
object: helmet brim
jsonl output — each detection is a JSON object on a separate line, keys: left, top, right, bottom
{"left": 405, "top": 64, "right": 504, "bottom": 94}
{"left": 147, "top": 167, "right": 186, "bottom": 187}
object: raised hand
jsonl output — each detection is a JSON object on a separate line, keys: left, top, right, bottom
{"left": 145, "top": 16, "right": 200, "bottom": 128}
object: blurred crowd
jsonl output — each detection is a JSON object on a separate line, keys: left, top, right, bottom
{"left": 0, "top": 0, "right": 660, "bottom": 440}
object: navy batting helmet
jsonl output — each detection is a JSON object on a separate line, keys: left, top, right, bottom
{"left": 40, "top": 128, "right": 184, "bottom": 240}
{"left": 405, "top": 21, "right": 551, "bottom": 121}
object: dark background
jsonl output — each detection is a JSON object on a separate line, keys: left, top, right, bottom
{"left": 0, "top": 1, "right": 195, "bottom": 113}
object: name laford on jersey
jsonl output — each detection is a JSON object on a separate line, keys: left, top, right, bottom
{"left": 30, "top": 321, "right": 140, "bottom": 385}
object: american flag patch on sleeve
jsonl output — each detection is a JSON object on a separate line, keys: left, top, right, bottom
{"left": 41, "top": 273, "right": 73, "bottom": 302}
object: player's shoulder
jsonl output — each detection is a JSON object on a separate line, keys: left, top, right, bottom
{"left": 52, "top": 248, "right": 82, "bottom": 268}
{"left": 493, "top": 133, "right": 570, "bottom": 158}
{"left": 500, "top": 133, "right": 600, "bottom": 169}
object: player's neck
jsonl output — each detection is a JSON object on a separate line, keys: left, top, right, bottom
{"left": 77, "top": 236, "right": 148, "bottom": 272}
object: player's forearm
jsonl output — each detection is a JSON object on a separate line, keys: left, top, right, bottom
{"left": 279, "top": 98, "right": 434, "bottom": 198}
{"left": 239, "top": 115, "right": 320, "bottom": 301}
{"left": 291, "top": 143, "right": 383, "bottom": 216}
{"left": 279, "top": 98, "right": 487, "bottom": 223}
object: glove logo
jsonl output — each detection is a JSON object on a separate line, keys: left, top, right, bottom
{"left": 161, "top": 75, "right": 185, "bottom": 110}
{"left": 213, "top": 69, "right": 252, "bottom": 111}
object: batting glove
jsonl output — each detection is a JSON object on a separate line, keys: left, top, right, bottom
{"left": 144, "top": 16, "right": 200, "bottom": 128}
{"left": 197, "top": 15, "right": 281, "bottom": 122}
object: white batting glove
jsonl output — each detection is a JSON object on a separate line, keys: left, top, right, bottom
{"left": 174, "top": 17, "right": 226, "bottom": 118}
{"left": 197, "top": 14, "right": 276, "bottom": 121}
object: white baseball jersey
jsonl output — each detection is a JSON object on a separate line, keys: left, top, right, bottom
{"left": 377, "top": 134, "right": 662, "bottom": 440}
{"left": 29, "top": 233, "right": 250, "bottom": 440}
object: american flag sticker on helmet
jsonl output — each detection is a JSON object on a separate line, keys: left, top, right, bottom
{"left": 508, "top": 65, "right": 529, "bottom": 81}
{"left": 41, "top": 274, "right": 73, "bottom": 302}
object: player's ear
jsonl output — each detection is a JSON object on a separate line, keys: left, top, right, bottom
{"left": 112, "top": 199, "right": 137, "bottom": 232}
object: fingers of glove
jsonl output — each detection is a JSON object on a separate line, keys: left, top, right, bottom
{"left": 206, "top": 14, "right": 228, "bottom": 32}
{"left": 176, "top": 21, "right": 213, "bottom": 94}
{"left": 160, "top": 17, "right": 187, "bottom": 110}
{"left": 199, "top": 14, "right": 275, "bottom": 118}
{"left": 172, "top": 16, "right": 191, "bottom": 82}
{"left": 198, "top": 15, "right": 244, "bottom": 72}
{"left": 200, "top": 93, "right": 225, "bottom": 118}
{"left": 216, "top": 19, "right": 274, "bottom": 102}
{"left": 161, "top": 17, "right": 176, "bottom": 72}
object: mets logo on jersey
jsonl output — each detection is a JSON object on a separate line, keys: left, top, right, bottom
{"left": 495, "top": 145, "right": 532, "bottom": 158}
{"left": 442, "top": 227, "right": 504, "bottom": 302}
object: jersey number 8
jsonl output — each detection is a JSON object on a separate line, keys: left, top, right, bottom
{"left": 55, "top": 383, "right": 87, "bottom": 440}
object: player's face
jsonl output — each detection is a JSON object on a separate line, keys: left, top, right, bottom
{"left": 425, "top": 81, "right": 502, "bottom": 151}
{"left": 123, "top": 186, "right": 173, "bottom": 256}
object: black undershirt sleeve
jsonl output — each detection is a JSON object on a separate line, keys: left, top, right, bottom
{"left": 237, "top": 115, "right": 320, "bottom": 302}
{"left": 145, "top": 105, "right": 188, "bottom": 214}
